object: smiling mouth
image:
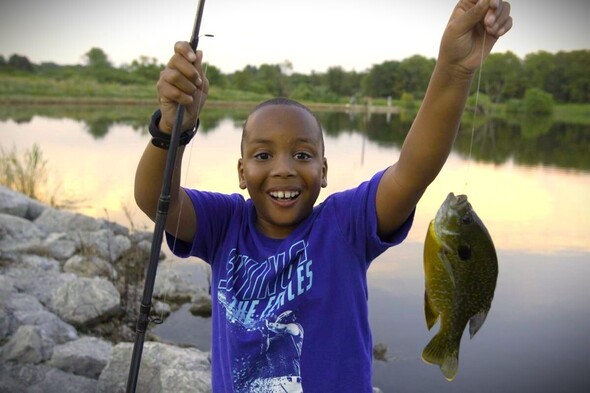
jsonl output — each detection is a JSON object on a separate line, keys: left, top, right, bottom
{"left": 269, "top": 190, "right": 301, "bottom": 201}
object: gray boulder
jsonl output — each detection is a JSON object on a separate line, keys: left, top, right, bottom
{"left": 43, "top": 233, "right": 77, "bottom": 260}
{"left": 1, "top": 325, "right": 54, "bottom": 364}
{"left": 34, "top": 207, "right": 102, "bottom": 234}
{"left": 5, "top": 292, "right": 78, "bottom": 344}
{"left": 64, "top": 254, "right": 117, "bottom": 280}
{"left": 0, "top": 213, "right": 44, "bottom": 251}
{"left": 154, "top": 263, "right": 195, "bottom": 302}
{"left": 0, "top": 185, "right": 46, "bottom": 220}
{"left": 48, "top": 276, "right": 121, "bottom": 327}
{"left": 97, "top": 342, "right": 211, "bottom": 393}
{"left": 50, "top": 336, "right": 112, "bottom": 379}
{"left": 0, "top": 361, "right": 97, "bottom": 393}
{"left": 74, "top": 229, "right": 132, "bottom": 262}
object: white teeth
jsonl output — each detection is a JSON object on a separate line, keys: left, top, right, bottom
{"left": 270, "top": 191, "right": 300, "bottom": 200}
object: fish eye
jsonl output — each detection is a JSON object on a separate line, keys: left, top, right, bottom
{"left": 457, "top": 244, "right": 472, "bottom": 261}
{"left": 461, "top": 213, "right": 473, "bottom": 225}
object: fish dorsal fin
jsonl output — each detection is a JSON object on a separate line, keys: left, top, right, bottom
{"left": 424, "top": 291, "right": 439, "bottom": 330}
{"left": 469, "top": 309, "right": 490, "bottom": 338}
{"left": 438, "top": 250, "right": 456, "bottom": 287}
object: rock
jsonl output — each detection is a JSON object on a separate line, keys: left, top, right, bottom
{"left": 0, "top": 274, "right": 16, "bottom": 298}
{"left": 0, "top": 361, "right": 97, "bottom": 393}
{"left": 74, "top": 229, "right": 131, "bottom": 262}
{"left": 1, "top": 325, "right": 54, "bottom": 364}
{"left": 20, "top": 254, "right": 60, "bottom": 273}
{"left": 153, "top": 264, "right": 195, "bottom": 302}
{"left": 34, "top": 208, "right": 102, "bottom": 234}
{"left": 3, "top": 267, "right": 76, "bottom": 306}
{"left": 5, "top": 292, "right": 78, "bottom": 344}
{"left": 189, "top": 289, "right": 212, "bottom": 317}
{"left": 43, "top": 233, "right": 77, "bottom": 260}
{"left": 0, "top": 188, "right": 214, "bottom": 392}
{"left": 48, "top": 277, "right": 121, "bottom": 327}
{"left": 0, "top": 213, "right": 44, "bottom": 251}
{"left": 50, "top": 336, "right": 112, "bottom": 379}
{"left": 64, "top": 254, "right": 117, "bottom": 280}
{"left": 0, "top": 309, "right": 9, "bottom": 341}
{"left": 153, "top": 301, "right": 171, "bottom": 318}
{"left": 97, "top": 342, "right": 211, "bottom": 393}
{"left": 0, "top": 185, "right": 46, "bottom": 220}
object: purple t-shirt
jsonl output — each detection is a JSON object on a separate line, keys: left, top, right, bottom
{"left": 167, "top": 170, "right": 413, "bottom": 393}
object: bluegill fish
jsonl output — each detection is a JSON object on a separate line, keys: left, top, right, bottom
{"left": 422, "top": 193, "right": 498, "bottom": 381}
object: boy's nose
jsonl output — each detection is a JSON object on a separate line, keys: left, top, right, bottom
{"left": 271, "top": 154, "right": 296, "bottom": 177}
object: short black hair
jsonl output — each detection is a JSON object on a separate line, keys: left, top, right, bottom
{"left": 241, "top": 97, "right": 325, "bottom": 156}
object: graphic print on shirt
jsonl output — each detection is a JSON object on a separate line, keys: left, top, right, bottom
{"left": 217, "top": 239, "right": 313, "bottom": 392}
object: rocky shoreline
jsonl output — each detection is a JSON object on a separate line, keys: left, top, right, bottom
{"left": 0, "top": 185, "right": 212, "bottom": 392}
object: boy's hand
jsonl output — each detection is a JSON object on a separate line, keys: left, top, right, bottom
{"left": 439, "top": 0, "right": 512, "bottom": 77}
{"left": 156, "top": 42, "right": 209, "bottom": 133}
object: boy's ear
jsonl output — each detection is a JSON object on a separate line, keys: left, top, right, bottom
{"left": 321, "top": 157, "right": 328, "bottom": 188}
{"left": 238, "top": 158, "right": 247, "bottom": 189}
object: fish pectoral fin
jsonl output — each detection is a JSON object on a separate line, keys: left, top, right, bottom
{"left": 469, "top": 309, "right": 490, "bottom": 338}
{"left": 422, "top": 333, "right": 460, "bottom": 381}
{"left": 439, "top": 250, "right": 456, "bottom": 287}
{"left": 424, "top": 292, "right": 439, "bottom": 330}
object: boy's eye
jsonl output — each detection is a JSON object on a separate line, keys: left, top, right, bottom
{"left": 254, "top": 152, "right": 271, "bottom": 160}
{"left": 294, "top": 152, "right": 312, "bottom": 160}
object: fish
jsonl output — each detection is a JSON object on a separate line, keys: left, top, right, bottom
{"left": 422, "top": 192, "right": 498, "bottom": 381}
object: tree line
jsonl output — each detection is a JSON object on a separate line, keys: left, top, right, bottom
{"left": 1, "top": 47, "right": 589, "bottom": 104}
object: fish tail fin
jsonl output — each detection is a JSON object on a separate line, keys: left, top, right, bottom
{"left": 422, "top": 333, "right": 460, "bottom": 381}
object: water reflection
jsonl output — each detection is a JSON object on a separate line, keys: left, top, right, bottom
{"left": 1, "top": 105, "right": 589, "bottom": 254}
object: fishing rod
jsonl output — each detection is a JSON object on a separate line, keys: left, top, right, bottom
{"left": 126, "top": 1, "right": 208, "bottom": 391}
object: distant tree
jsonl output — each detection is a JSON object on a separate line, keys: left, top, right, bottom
{"left": 230, "top": 65, "right": 256, "bottom": 91}
{"left": 523, "top": 87, "right": 555, "bottom": 115}
{"left": 0, "top": 55, "right": 6, "bottom": 67}
{"left": 362, "top": 60, "right": 401, "bottom": 98}
{"left": 203, "top": 63, "right": 227, "bottom": 89}
{"left": 398, "top": 55, "right": 435, "bottom": 98}
{"left": 129, "top": 55, "right": 162, "bottom": 81}
{"left": 83, "top": 47, "right": 111, "bottom": 68}
{"left": 481, "top": 51, "right": 523, "bottom": 102}
{"left": 557, "top": 50, "right": 590, "bottom": 103}
{"left": 8, "top": 54, "right": 34, "bottom": 72}
{"left": 523, "top": 51, "right": 555, "bottom": 91}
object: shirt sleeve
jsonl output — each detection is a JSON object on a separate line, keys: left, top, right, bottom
{"left": 324, "top": 169, "right": 414, "bottom": 264}
{"left": 165, "top": 189, "right": 245, "bottom": 262}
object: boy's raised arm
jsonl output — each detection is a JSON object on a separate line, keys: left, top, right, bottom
{"left": 134, "top": 42, "right": 209, "bottom": 243}
{"left": 375, "top": 0, "right": 512, "bottom": 238}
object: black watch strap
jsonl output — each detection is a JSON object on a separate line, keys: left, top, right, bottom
{"left": 149, "top": 109, "right": 198, "bottom": 149}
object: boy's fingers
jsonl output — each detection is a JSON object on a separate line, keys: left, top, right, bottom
{"left": 173, "top": 41, "right": 197, "bottom": 63}
{"left": 486, "top": 2, "right": 512, "bottom": 36}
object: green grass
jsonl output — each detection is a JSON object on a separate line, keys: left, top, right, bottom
{"left": 1, "top": 73, "right": 589, "bottom": 125}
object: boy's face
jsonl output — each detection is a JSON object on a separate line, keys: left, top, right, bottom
{"left": 238, "top": 105, "right": 328, "bottom": 239}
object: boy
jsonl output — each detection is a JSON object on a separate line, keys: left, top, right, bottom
{"left": 135, "top": 0, "right": 512, "bottom": 391}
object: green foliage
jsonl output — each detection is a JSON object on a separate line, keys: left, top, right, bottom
{"left": 83, "top": 47, "right": 112, "bottom": 68}
{"left": 400, "top": 92, "right": 416, "bottom": 111}
{"left": 398, "top": 55, "right": 435, "bottom": 98}
{"left": 523, "top": 88, "right": 555, "bottom": 115}
{"left": 505, "top": 98, "right": 523, "bottom": 114}
{"left": 480, "top": 51, "right": 524, "bottom": 103}
{"left": 1, "top": 47, "right": 589, "bottom": 106}
{"left": 467, "top": 93, "right": 493, "bottom": 115}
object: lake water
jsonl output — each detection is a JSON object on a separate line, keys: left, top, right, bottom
{"left": 1, "top": 104, "right": 589, "bottom": 392}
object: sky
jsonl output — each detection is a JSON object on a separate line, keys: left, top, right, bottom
{"left": 1, "top": 0, "right": 589, "bottom": 74}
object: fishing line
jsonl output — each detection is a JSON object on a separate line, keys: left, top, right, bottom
{"left": 463, "top": 30, "right": 487, "bottom": 192}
